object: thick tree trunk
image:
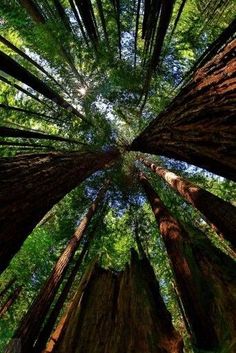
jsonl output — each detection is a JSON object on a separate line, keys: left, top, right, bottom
{"left": 141, "top": 159, "right": 236, "bottom": 249}
{"left": 0, "top": 150, "right": 119, "bottom": 273}
{"left": 0, "top": 50, "right": 86, "bottom": 121}
{"left": 131, "top": 37, "right": 236, "bottom": 181}
{"left": 33, "top": 229, "right": 95, "bottom": 353}
{"left": 139, "top": 173, "right": 236, "bottom": 351}
{"left": 19, "top": 0, "right": 46, "bottom": 23}
{"left": 0, "top": 286, "right": 22, "bottom": 318}
{"left": 49, "top": 251, "right": 183, "bottom": 353}
{"left": 0, "top": 278, "right": 16, "bottom": 300}
{"left": 9, "top": 187, "right": 106, "bottom": 353}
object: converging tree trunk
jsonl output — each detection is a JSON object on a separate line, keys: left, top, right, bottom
{"left": 33, "top": 227, "right": 96, "bottom": 353}
{"left": 0, "top": 286, "right": 22, "bottom": 318}
{"left": 0, "top": 50, "right": 86, "bottom": 121}
{"left": 9, "top": 186, "right": 107, "bottom": 353}
{"left": 141, "top": 158, "right": 236, "bottom": 250}
{"left": 131, "top": 36, "right": 236, "bottom": 181}
{"left": 47, "top": 251, "right": 183, "bottom": 353}
{"left": 0, "top": 150, "right": 119, "bottom": 273}
{"left": 139, "top": 173, "right": 236, "bottom": 351}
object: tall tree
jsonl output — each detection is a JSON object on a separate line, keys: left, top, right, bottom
{"left": 49, "top": 251, "right": 183, "bottom": 353}
{"left": 0, "top": 149, "right": 119, "bottom": 273}
{"left": 131, "top": 36, "right": 236, "bottom": 181}
{"left": 0, "top": 50, "right": 86, "bottom": 121}
{"left": 139, "top": 172, "right": 236, "bottom": 351}
{"left": 9, "top": 186, "right": 107, "bottom": 353}
{"left": 0, "top": 286, "right": 22, "bottom": 318}
{"left": 141, "top": 158, "right": 236, "bottom": 249}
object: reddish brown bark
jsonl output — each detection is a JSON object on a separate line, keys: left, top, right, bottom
{"left": 49, "top": 251, "right": 183, "bottom": 353}
{"left": 139, "top": 173, "right": 236, "bottom": 351}
{"left": 19, "top": 0, "right": 46, "bottom": 23}
{"left": 0, "top": 286, "right": 22, "bottom": 318}
{"left": 0, "top": 150, "right": 119, "bottom": 273}
{"left": 131, "top": 38, "right": 236, "bottom": 181}
{"left": 33, "top": 228, "right": 95, "bottom": 353}
{"left": 10, "top": 187, "right": 106, "bottom": 353}
{"left": 141, "top": 159, "right": 236, "bottom": 249}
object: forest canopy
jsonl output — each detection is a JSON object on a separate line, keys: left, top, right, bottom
{"left": 0, "top": 0, "right": 236, "bottom": 352}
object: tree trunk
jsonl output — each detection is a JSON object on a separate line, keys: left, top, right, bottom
{"left": 19, "top": 0, "right": 46, "bottom": 23}
{"left": 0, "top": 149, "right": 119, "bottom": 273}
{"left": 33, "top": 228, "right": 96, "bottom": 353}
{"left": 0, "top": 126, "right": 81, "bottom": 145}
{"left": 0, "top": 278, "right": 16, "bottom": 300}
{"left": 49, "top": 251, "right": 183, "bottom": 353}
{"left": 131, "top": 37, "right": 236, "bottom": 181}
{"left": 141, "top": 158, "right": 236, "bottom": 250}
{"left": 0, "top": 35, "right": 68, "bottom": 95}
{"left": 9, "top": 187, "right": 106, "bottom": 353}
{"left": 0, "top": 286, "right": 22, "bottom": 318}
{"left": 139, "top": 173, "right": 236, "bottom": 351}
{"left": 0, "top": 50, "right": 86, "bottom": 121}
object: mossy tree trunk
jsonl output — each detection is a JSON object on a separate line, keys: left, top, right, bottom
{"left": 49, "top": 251, "right": 183, "bottom": 353}
{"left": 141, "top": 158, "right": 236, "bottom": 250}
{"left": 0, "top": 150, "right": 119, "bottom": 273}
{"left": 131, "top": 38, "right": 236, "bottom": 181}
{"left": 139, "top": 173, "right": 236, "bottom": 351}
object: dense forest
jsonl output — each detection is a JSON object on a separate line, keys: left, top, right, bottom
{"left": 0, "top": 0, "right": 235, "bottom": 352}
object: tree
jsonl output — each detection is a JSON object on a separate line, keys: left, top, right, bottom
{"left": 9, "top": 185, "right": 107, "bottom": 353}
{"left": 48, "top": 251, "right": 183, "bottom": 353}
{"left": 0, "top": 286, "right": 22, "bottom": 318}
{"left": 131, "top": 36, "right": 236, "bottom": 181}
{"left": 141, "top": 158, "right": 236, "bottom": 250}
{"left": 139, "top": 172, "right": 236, "bottom": 351}
{"left": 0, "top": 150, "right": 119, "bottom": 273}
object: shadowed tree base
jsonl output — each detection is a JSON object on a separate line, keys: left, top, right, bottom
{"left": 46, "top": 251, "right": 183, "bottom": 353}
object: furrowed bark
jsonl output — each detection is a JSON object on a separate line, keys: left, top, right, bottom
{"left": 50, "top": 251, "right": 183, "bottom": 353}
{"left": 131, "top": 37, "right": 236, "bottom": 181}
{"left": 139, "top": 172, "right": 236, "bottom": 350}
{"left": 9, "top": 187, "right": 107, "bottom": 353}
{"left": 0, "top": 50, "right": 86, "bottom": 121}
{"left": 0, "top": 286, "right": 22, "bottom": 318}
{"left": 141, "top": 159, "right": 236, "bottom": 250}
{"left": 0, "top": 149, "right": 119, "bottom": 273}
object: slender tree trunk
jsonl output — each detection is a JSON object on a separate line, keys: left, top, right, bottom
{"left": 0, "top": 35, "right": 68, "bottom": 96}
{"left": 141, "top": 158, "right": 236, "bottom": 249}
{"left": 0, "top": 126, "right": 81, "bottom": 145}
{"left": 33, "top": 227, "right": 96, "bottom": 353}
{"left": 0, "top": 278, "right": 16, "bottom": 300}
{"left": 139, "top": 172, "right": 236, "bottom": 351}
{"left": 131, "top": 37, "right": 236, "bottom": 181}
{"left": 49, "top": 251, "right": 183, "bottom": 353}
{"left": 9, "top": 187, "right": 106, "bottom": 353}
{"left": 0, "top": 286, "right": 22, "bottom": 318}
{"left": 0, "top": 50, "right": 86, "bottom": 121}
{"left": 0, "top": 149, "right": 119, "bottom": 273}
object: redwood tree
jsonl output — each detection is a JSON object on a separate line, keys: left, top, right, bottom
{"left": 9, "top": 186, "right": 107, "bottom": 353}
{"left": 0, "top": 149, "right": 119, "bottom": 273}
{"left": 141, "top": 158, "right": 236, "bottom": 249}
{"left": 0, "top": 286, "right": 22, "bottom": 318}
{"left": 49, "top": 251, "right": 183, "bottom": 353}
{"left": 139, "top": 172, "right": 236, "bottom": 351}
{"left": 131, "top": 37, "right": 236, "bottom": 181}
